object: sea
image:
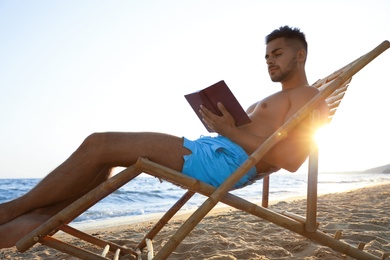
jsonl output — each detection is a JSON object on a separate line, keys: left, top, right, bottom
{"left": 1, "top": 171, "right": 390, "bottom": 227}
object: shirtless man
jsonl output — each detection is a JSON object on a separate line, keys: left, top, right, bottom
{"left": 0, "top": 25, "right": 328, "bottom": 248}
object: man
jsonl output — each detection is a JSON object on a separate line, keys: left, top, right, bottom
{"left": 0, "top": 25, "right": 328, "bottom": 248}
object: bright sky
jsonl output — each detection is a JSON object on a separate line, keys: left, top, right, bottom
{"left": 0, "top": 0, "right": 389, "bottom": 179}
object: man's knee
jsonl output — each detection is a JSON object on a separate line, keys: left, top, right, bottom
{"left": 86, "top": 132, "right": 108, "bottom": 145}
{"left": 78, "top": 132, "right": 107, "bottom": 155}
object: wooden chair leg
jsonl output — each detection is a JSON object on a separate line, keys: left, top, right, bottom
{"left": 262, "top": 176, "right": 270, "bottom": 208}
{"left": 306, "top": 110, "right": 320, "bottom": 232}
{"left": 136, "top": 190, "right": 195, "bottom": 250}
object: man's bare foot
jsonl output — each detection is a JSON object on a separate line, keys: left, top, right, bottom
{"left": 0, "top": 213, "right": 51, "bottom": 248}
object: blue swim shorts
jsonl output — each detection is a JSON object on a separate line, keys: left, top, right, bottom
{"left": 182, "top": 135, "right": 257, "bottom": 189}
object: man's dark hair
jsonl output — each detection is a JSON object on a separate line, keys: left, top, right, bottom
{"left": 265, "top": 26, "right": 308, "bottom": 52}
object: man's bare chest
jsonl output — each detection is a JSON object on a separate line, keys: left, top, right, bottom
{"left": 252, "top": 94, "right": 290, "bottom": 124}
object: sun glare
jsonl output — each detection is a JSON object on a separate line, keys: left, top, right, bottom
{"left": 314, "top": 124, "right": 330, "bottom": 148}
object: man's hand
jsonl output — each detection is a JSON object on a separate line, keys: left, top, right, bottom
{"left": 199, "top": 102, "right": 236, "bottom": 135}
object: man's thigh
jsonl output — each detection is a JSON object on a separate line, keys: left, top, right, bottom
{"left": 93, "top": 132, "right": 191, "bottom": 171}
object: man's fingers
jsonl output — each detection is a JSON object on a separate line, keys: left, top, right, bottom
{"left": 217, "top": 102, "right": 228, "bottom": 115}
{"left": 199, "top": 105, "right": 214, "bottom": 118}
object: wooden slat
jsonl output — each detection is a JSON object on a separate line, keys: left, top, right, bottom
{"left": 328, "top": 109, "right": 337, "bottom": 118}
{"left": 330, "top": 85, "right": 349, "bottom": 96}
{"left": 41, "top": 236, "right": 107, "bottom": 260}
{"left": 326, "top": 92, "right": 345, "bottom": 104}
{"left": 113, "top": 249, "right": 120, "bottom": 260}
{"left": 328, "top": 100, "right": 341, "bottom": 110}
{"left": 358, "top": 242, "right": 366, "bottom": 250}
{"left": 327, "top": 89, "right": 347, "bottom": 102}
{"left": 146, "top": 239, "right": 154, "bottom": 260}
{"left": 61, "top": 224, "right": 137, "bottom": 256}
{"left": 381, "top": 252, "right": 390, "bottom": 260}
{"left": 334, "top": 230, "right": 342, "bottom": 240}
{"left": 100, "top": 245, "right": 110, "bottom": 257}
{"left": 313, "top": 61, "right": 354, "bottom": 90}
{"left": 136, "top": 248, "right": 142, "bottom": 260}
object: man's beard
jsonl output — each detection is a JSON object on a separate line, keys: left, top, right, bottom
{"left": 270, "top": 57, "right": 297, "bottom": 83}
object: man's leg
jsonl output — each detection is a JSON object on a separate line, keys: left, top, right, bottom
{"left": 0, "top": 132, "right": 189, "bottom": 226}
{"left": 0, "top": 198, "right": 76, "bottom": 248}
{"left": 0, "top": 213, "right": 52, "bottom": 248}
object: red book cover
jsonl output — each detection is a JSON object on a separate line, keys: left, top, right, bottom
{"left": 185, "top": 80, "right": 251, "bottom": 132}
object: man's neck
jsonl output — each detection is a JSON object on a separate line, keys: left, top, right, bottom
{"left": 281, "top": 72, "right": 309, "bottom": 91}
{"left": 281, "top": 81, "right": 309, "bottom": 91}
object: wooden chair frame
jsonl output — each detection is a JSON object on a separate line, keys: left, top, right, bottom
{"left": 16, "top": 40, "right": 390, "bottom": 260}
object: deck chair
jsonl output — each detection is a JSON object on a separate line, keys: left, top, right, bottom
{"left": 16, "top": 40, "right": 389, "bottom": 260}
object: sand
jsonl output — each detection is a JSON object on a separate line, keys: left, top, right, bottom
{"left": 1, "top": 183, "right": 390, "bottom": 260}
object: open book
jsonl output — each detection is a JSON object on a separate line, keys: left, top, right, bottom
{"left": 185, "top": 80, "right": 251, "bottom": 132}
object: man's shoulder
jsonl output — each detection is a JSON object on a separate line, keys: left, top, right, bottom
{"left": 289, "top": 86, "right": 329, "bottom": 121}
{"left": 291, "top": 85, "right": 319, "bottom": 94}
{"left": 270, "top": 86, "right": 318, "bottom": 102}
{"left": 260, "top": 86, "right": 319, "bottom": 106}
{"left": 289, "top": 86, "right": 319, "bottom": 100}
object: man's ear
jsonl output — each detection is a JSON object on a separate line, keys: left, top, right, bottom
{"left": 297, "top": 49, "right": 306, "bottom": 63}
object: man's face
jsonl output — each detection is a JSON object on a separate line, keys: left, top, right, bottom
{"left": 265, "top": 38, "right": 298, "bottom": 83}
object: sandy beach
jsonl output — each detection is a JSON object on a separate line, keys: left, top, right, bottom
{"left": 1, "top": 183, "right": 389, "bottom": 260}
